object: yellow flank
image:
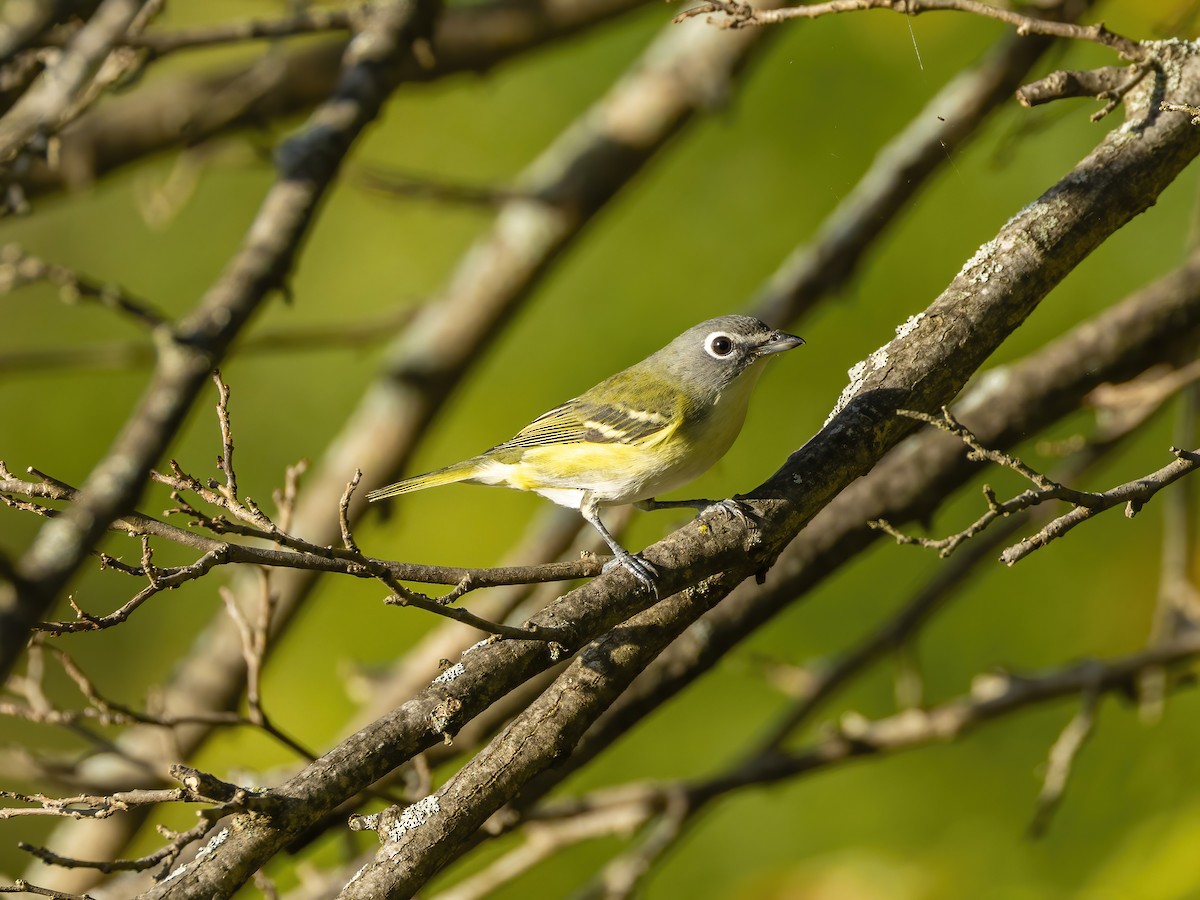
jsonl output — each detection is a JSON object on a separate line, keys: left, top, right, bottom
{"left": 510, "top": 433, "right": 678, "bottom": 499}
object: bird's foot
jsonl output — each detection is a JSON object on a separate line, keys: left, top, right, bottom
{"left": 704, "top": 498, "right": 761, "bottom": 547}
{"left": 601, "top": 550, "right": 659, "bottom": 598}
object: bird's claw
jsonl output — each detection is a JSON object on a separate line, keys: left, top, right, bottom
{"left": 705, "top": 498, "right": 761, "bottom": 547}
{"left": 602, "top": 551, "right": 659, "bottom": 598}
{"left": 706, "top": 497, "right": 754, "bottom": 525}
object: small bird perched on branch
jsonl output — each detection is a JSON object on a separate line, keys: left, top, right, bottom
{"left": 368, "top": 315, "right": 804, "bottom": 595}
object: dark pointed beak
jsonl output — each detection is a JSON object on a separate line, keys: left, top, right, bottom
{"left": 756, "top": 330, "right": 805, "bottom": 357}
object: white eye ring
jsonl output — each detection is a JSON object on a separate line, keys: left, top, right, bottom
{"left": 705, "top": 332, "right": 736, "bottom": 359}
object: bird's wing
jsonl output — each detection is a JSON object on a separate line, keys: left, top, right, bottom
{"left": 499, "top": 396, "right": 678, "bottom": 449}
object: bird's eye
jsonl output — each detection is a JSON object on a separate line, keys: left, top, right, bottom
{"left": 706, "top": 333, "right": 735, "bottom": 358}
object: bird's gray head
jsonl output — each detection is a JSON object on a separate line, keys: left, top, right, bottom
{"left": 650, "top": 315, "right": 804, "bottom": 401}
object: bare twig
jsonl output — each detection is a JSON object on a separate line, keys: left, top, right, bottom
{"left": 871, "top": 410, "right": 1200, "bottom": 564}
{"left": 0, "top": 788, "right": 188, "bottom": 820}
{"left": 358, "top": 164, "right": 530, "bottom": 207}
{"left": 1028, "top": 682, "right": 1100, "bottom": 837}
{"left": 1016, "top": 65, "right": 1140, "bottom": 107}
{"left": 0, "top": 879, "right": 94, "bottom": 899}
{"left": 19, "top": 817, "right": 214, "bottom": 874}
{"left": 674, "top": 0, "right": 1145, "bottom": 61}
{"left": 2, "top": 446, "right": 595, "bottom": 637}
{"left": 999, "top": 448, "right": 1200, "bottom": 565}
{"left": 0, "top": 245, "right": 169, "bottom": 330}
{"left": 272, "top": 460, "right": 308, "bottom": 536}
{"left": 1163, "top": 100, "right": 1200, "bottom": 124}
{"left": 1016, "top": 61, "right": 1155, "bottom": 121}
{"left": 339, "top": 470, "right": 363, "bottom": 554}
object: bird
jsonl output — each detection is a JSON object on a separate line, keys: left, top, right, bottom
{"left": 367, "top": 315, "right": 804, "bottom": 594}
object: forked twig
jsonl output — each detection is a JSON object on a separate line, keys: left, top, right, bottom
{"left": 871, "top": 409, "right": 1200, "bottom": 565}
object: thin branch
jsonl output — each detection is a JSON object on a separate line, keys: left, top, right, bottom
{"left": 0, "top": 245, "right": 170, "bottom": 331}
{"left": 357, "top": 164, "right": 531, "bottom": 207}
{"left": 0, "top": 788, "right": 188, "bottom": 820}
{"left": 376, "top": 573, "right": 564, "bottom": 643}
{"left": 339, "top": 470, "right": 362, "bottom": 554}
{"left": 527, "top": 632, "right": 1200, "bottom": 856}
{"left": 871, "top": 410, "right": 1200, "bottom": 564}
{"left": 1017, "top": 62, "right": 1156, "bottom": 122}
{"left": 675, "top": 0, "right": 1145, "bottom": 60}
{"left": 0, "top": 879, "right": 94, "bottom": 899}
{"left": 0, "top": 462, "right": 594, "bottom": 636}
{"left": 19, "top": 817, "right": 214, "bottom": 875}
{"left": 272, "top": 459, "right": 308, "bottom": 537}
{"left": 999, "top": 447, "right": 1200, "bottom": 565}
{"left": 1028, "top": 683, "right": 1100, "bottom": 837}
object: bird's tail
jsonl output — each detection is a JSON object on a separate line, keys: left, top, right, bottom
{"left": 366, "top": 457, "right": 489, "bottom": 502}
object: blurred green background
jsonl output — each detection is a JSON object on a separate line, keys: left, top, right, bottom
{"left": 2, "top": 1, "right": 1200, "bottom": 896}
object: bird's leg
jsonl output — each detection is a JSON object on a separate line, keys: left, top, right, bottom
{"left": 580, "top": 493, "right": 658, "bottom": 597}
{"left": 635, "top": 498, "right": 710, "bottom": 513}
{"left": 636, "top": 496, "right": 757, "bottom": 529}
